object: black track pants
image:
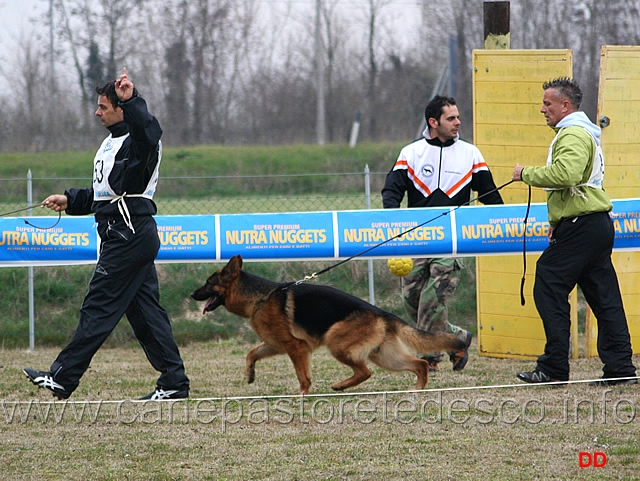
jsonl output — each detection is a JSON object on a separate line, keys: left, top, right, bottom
{"left": 50, "top": 215, "right": 189, "bottom": 394}
{"left": 533, "top": 212, "right": 636, "bottom": 381}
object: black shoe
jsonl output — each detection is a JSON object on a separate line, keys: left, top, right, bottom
{"left": 516, "top": 369, "right": 565, "bottom": 384}
{"left": 139, "top": 387, "right": 189, "bottom": 400}
{"left": 24, "top": 368, "right": 70, "bottom": 400}
{"left": 450, "top": 331, "right": 473, "bottom": 371}
{"left": 588, "top": 377, "right": 638, "bottom": 387}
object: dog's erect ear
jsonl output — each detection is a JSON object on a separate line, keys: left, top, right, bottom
{"left": 224, "top": 255, "right": 243, "bottom": 276}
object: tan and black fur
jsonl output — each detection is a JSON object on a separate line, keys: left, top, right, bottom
{"left": 191, "top": 255, "right": 467, "bottom": 394}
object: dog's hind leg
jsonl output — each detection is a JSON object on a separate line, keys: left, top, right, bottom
{"left": 246, "top": 342, "right": 279, "bottom": 384}
{"left": 324, "top": 316, "right": 382, "bottom": 391}
{"left": 369, "top": 343, "right": 430, "bottom": 390}
{"left": 328, "top": 354, "right": 372, "bottom": 391}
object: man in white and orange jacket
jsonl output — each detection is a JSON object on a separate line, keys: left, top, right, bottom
{"left": 382, "top": 95, "right": 503, "bottom": 371}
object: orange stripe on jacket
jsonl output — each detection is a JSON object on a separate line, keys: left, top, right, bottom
{"left": 407, "top": 165, "right": 433, "bottom": 196}
{"left": 472, "top": 161, "right": 488, "bottom": 172}
{"left": 445, "top": 169, "right": 472, "bottom": 196}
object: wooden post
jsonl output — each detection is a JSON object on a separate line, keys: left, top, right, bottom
{"left": 483, "top": 1, "right": 510, "bottom": 49}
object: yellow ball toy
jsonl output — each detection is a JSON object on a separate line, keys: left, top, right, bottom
{"left": 387, "top": 258, "right": 413, "bottom": 277}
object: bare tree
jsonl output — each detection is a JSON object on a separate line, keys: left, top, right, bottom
{"left": 50, "top": 0, "right": 151, "bottom": 140}
{"left": 216, "top": 0, "right": 258, "bottom": 143}
{"left": 158, "top": 1, "right": 191, "bottom": 145}
{"left": 188, "top": 0, "right": 235, "bottom": 144}
{"left": 5, "top": 0, "right": 640, "bottom": 152}
{"left": 12, "top": 37, "right": 48, "bottom": 150}
{"left": 234, "top": 2, "right": 319, "bottom": 144}
{"left": 418, "top": 0, "right": 483, "bottom": 139}
{"left": 54, "top": 0, "right": 91, "bottom": 116}
{"left": 361, "top": 0, "right": 394, "bottom": 139}
{"left": 319, "top": 0, "right": 363, "bottom": 142}
{"left": 3, "top": 34, "right": 77, "bottom": 151}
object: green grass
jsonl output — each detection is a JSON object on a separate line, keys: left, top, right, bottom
{"left": 2, "top": 341, "right": 639, "bottom": 480}
{"left": 154, "top": 194, "right": 381, "bottom": 215}
{"left": 0, "top": 142, "right": 404, "bottom": 202}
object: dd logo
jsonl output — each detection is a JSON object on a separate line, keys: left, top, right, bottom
{"left": 579, "top": 451, "right": 607, "bottom": 468}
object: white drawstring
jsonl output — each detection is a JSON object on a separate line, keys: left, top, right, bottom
{"left": 544, "top": 185, "right": 588, "bottom": 201}
{"left": 109, "top": 192, "right": 145, "bottom": 234}
{"left": 568, "top": 186, "right": 588, "bottom": 200}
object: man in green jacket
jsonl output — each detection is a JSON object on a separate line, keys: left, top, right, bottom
{"left": 512, "top": 77, "right": 636, "bottom": 386}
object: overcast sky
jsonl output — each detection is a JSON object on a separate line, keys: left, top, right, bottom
{"left": 0, "top": 0, "right": 423, "bottom": 91}
{"left": 0, "top": 0, "right": 423, "bottom": 40}
{"left": 0, "top": 0, "right": 49, "bottom": 90}
{"left": 0, "top": 0, "right": 42, "bottom": 41}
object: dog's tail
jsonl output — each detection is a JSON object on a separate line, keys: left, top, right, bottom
{"left": 395, "top": 320, "right": 467, "bottom": 357}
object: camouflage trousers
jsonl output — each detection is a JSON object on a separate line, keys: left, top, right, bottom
{"left": 401, "top": 257, "right": 466, "bottom": 362}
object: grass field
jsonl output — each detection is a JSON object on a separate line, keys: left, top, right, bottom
{"left": 0, "top": 142, "right": 404, "bottom": 204}
{"left": 2, "top": 340, "right": 639, "bottom": 480}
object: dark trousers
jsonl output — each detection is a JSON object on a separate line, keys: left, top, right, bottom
{"left": 50, "top": 215, "right": 189, "bottom": 394}
{"left": 534, "top": 211, "right": 635, "bottom": 381}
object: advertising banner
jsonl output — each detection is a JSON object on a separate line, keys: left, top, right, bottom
{"left": 1, "top": 199, "right": 640, "bottom": 266}
{"left": 218, "top": 211, "right": 335, "bottom": 260}
{"left": 336, "top": 208, "right": 453, "bottom": 257}
{"left": 0, "top": 216, "right": 97, "bottom": 266}
{"left": 156, "top": 215, "right": 216, "bottom": 261}
{"left": 455, "top": 204, "right": 550, "bottom": 255}
{"left": 609, "top": 199, "right": 640, "bottom": 251}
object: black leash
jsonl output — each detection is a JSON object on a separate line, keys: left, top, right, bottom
{"left": 0, "top": 204, "right": 45, "bottom": 216}
{"left": 520, "top": 185, "right": 532, "bottom": 306}
{"left": 0, "top": 203, "right": 62, "bottom": 230}
{"left": 284, "top": 179, "right": 516, "bottom": 288}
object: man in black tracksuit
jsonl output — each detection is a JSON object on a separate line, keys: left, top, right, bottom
{"left": 24, "top": 68, "right": 190, "bottom": 400}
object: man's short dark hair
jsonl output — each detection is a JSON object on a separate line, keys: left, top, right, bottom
{"left": 95, "top": 81, "right": 119, "bottom": 109}
{"left": 543, "top": 77, "right": 583, "bottom": 108}
{"left": 425, "top": 95, "right": 457, "bottom": 124}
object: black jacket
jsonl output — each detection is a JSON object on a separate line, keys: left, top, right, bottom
{"left": 65, "top": 95, "right": 163, "bottom": 219}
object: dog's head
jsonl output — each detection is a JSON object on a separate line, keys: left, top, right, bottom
{"left": 190, "top": 255, "right": 243, "bottom": 314}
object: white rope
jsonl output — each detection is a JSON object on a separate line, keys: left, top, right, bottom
{"left": 9, "top": 376, "right": 637, "bottom": 405}
{"left": 109, "top": 192, "right": 145, "bottom": 234}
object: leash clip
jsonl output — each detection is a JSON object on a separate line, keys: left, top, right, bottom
{"left": 295, "top": 273, "right": 317, "bottom": 285}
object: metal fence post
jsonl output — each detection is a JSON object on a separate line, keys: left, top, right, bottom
{"left": 27, "top": 170, "right": 35, "bottom": 351}
{"left": 364, "top": 164, "right": 375, "bottom": 305}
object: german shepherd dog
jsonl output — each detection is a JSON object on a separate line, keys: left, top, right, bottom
{"left": 191, "top": 255, "right": 468, "bottom": 394}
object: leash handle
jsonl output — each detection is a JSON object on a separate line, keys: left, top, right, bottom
{"left": 0, "top": 203, "right": 62, "bottom": 230}
{"left": 0, "top": 203, "right": 45, "bottom": 217}
{"left": 23, "top": 211, "right": 62, "bottom": 230}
